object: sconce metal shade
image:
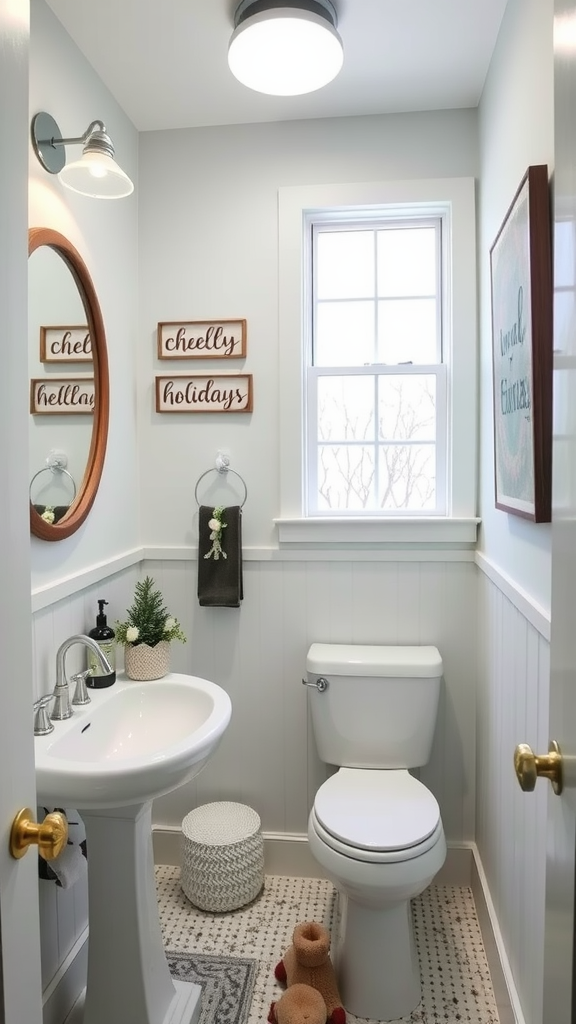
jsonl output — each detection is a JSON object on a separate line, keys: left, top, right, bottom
{"left": 31, "top": 112, "right": 134, "bottom": 199}
{"left": 228, "top": 0, "right": 343, "bottom": 96}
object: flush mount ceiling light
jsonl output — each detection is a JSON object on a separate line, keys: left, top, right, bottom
{"left": 228, "top": 0, "right": 343, "bottom": 96}
{"left": 31, "top": 111, "right": 134, "bottom": 199}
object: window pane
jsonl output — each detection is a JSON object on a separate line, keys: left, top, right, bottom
{"left": 554, "top": 289, "right": 576, "bottom": 357}
{"left": 378, "top": 374, "right": 436, "bottom": 441}
{"left": 377, "top": 298, "right": 437, "bottom": 363}
{"left": 318, "top": 375, "right": 375, "bottom": 441}
{"left": 377, "top": 228, "right": 437, "bottom": 297}
{"left": 317, "top": 446, "right": 375, "bottom": 510}
{"left": 378, "top": 444, "right": 436, "bottom": 510}
{"left": 554, "top": 220, "right": 575, "bottom": 290}
{"left": 315, "top": 301, "right": 375, "bottom": 366}
{"left": 317, "top": 231, "right": 374, "bottom": 299}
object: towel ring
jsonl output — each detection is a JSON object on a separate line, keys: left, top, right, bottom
{"left": 194, "top": 455, "right": 247, "bottom": 508}
{"left": 29, "top": 464, "right": 77, "bottom": 503}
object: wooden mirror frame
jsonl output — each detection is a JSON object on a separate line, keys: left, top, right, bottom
{"left": 29, "top": 227, "right": 110, "bottom": 541}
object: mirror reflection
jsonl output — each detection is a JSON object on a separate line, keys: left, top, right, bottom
{"left": 28, "top": 245, "right": 93, "bottom": 524}
{"left": 28, "top": 228, "right": 110, "bottom": 541}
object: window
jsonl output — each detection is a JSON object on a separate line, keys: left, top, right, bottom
{"left": 277, "top": 179, "right": 478, "bottom": 546}
{"left": 307, "top": 217, "right": 447, "bottom": 515}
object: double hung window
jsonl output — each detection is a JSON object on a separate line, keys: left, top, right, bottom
{"left": 307, "top": 217, "right": 446, "bottom": 515}
{"left": 277, "top": 178, "right": 477, "bottom": 545}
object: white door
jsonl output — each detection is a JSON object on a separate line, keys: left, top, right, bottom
{"left": 0, "top": 1, "right": 44, "bottom": 1021}
{"left": 542, "top": 3, "right": 576, "bottom": 1019}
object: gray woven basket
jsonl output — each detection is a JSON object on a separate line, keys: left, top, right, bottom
{"left": 180, "top": 802, "right": 264, "bottom": 912}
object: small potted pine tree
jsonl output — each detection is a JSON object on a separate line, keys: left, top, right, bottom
{"left": 115, "top": 576, "right": 186, "bottom": 680}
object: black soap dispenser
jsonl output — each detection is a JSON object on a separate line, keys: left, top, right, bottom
{"left": 87, "top": 599, "right": 117, "bottom": 688}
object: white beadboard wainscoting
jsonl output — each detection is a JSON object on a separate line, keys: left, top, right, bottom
{"left": 34, "top": 549, "right": 549, "bottom": 1024}
{"left": 147, "top": 556, "right": 478, "bottom": 848}
{"left": 475, "top": 560, "right": 550, "bottom": 1024}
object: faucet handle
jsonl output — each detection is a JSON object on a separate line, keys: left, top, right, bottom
{"left": 71, "top": 669, "right": 92, "bottom": 706}
{"left": 33, "top": 695, "right": 54, "bottom": 736}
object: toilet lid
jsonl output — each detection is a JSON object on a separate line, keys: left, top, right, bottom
{"left": 314, "top": 769, "right": 440, "bottom": 852}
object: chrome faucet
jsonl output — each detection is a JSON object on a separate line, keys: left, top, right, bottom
{"left": 51, "top": 634, "right": 113, "bottom": 721}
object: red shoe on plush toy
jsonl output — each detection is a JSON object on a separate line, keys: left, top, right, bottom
{"left": 272, "top": 921, "right": 346, "bottom": 1024}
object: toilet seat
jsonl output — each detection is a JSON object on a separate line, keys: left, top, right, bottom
{"left": 313, "top": 768, "right": 442, "bottom": 864}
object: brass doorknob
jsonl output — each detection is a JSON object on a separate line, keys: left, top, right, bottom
{"left": 9, "top": 807, "right": 68, "bottom": 860}
{"left": 514, "top": 741, "right": 563, "bottom": 795}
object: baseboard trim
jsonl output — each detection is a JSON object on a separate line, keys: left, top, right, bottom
{"left": 470, "top": 844, "right": 523, "bottom": 1024}
{"left": 153, "top": 827, "right": 473, "bottom": 884}
{"left": 42, "top": 927, "right": 88, "bottom": 1024}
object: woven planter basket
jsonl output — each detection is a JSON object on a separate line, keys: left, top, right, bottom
{"left": 180, "top": 802, "right": 264, "bottom": 912}
{"left": 124, "top": 640, "right": 170, "bottom": 680}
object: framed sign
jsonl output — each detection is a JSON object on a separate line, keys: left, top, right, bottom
{"left": 490, "top": 165, "right": 552, "bottom": 522}
{"left": 30, "top": 377, "right": 95, "bottom": 414}
{"left": 40, "top": 325, "right": 92, "bottom": 363}
{"left": 155, "top": 374, "right": 253, "bottom": 413}
{"left": 157, "top": 319, "right": 247, "bottom": 360}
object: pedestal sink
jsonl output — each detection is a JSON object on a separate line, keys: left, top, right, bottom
{"left": 35, "top": 673, "right": 232, "bottom": 1024}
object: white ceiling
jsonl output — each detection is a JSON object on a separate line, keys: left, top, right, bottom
{"left": 45, "top": 0, "right": 509, "bottom": 133}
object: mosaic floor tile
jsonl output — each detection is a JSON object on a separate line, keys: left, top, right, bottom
{"left": 156, "top": 868, "right": 500, "bottom": 1024}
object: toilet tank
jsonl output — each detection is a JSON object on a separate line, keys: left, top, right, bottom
{"left": 306, "top": 643, "right": 443, "bottom": 769}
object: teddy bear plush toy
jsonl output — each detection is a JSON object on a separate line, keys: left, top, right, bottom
{"left": 272, "top": 921, "right": 346, "bottom": 1024}
{"left": 268, "top": 983, "right": 328, "bottom": 1024}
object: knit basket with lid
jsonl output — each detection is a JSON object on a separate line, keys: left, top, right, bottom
{"left": 180, "top": 801, "right": 264, "bottom": 912}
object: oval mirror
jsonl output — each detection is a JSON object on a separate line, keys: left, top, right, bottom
{"left": 28, "top": 228, "right": 109, "bottom": 540}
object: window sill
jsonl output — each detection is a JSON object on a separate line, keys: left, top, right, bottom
{"left": 274, "top": 517, "right": 480, "bottom": 548}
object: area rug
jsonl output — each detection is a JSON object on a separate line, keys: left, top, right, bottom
{"left": 166, "top": 951, "right": 257, "bottom": 1024}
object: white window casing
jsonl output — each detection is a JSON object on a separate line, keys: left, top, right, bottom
{"left": 277, "top": 177, "right": 479, "bottom": 547}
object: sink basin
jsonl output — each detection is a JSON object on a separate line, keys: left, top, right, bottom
{"left": 35, "top": 672, "right": 232, "bottom": 808}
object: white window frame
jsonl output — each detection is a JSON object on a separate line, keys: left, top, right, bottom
{"left": 277, "top": 178, "right": 479, "bottom": 546}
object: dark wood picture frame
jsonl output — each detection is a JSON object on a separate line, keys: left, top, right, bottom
{"left": 157, "top": 319, "right": 247, "bottom": 360}
{"left": 40, "top": 324, "right": 92, "bottom": 363}
{"left": 155, "top": 374, "right": 253, "bottom": 413}
{"left": 30, "top": 377, "right": 95, "bottom": 414}
{"left": 490, "top": 165, "right": 553, "bottom": 522}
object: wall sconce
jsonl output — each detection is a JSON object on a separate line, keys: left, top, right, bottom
{"left": 228, "top": 0, "right": 343, "bottom": 96}
{"left": 31, "top": 112, "right": 134, "bottom": 199}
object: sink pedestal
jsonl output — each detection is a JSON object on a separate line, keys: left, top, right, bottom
{"left": 80, "top": 802, "right": 201, "bottom": 1024}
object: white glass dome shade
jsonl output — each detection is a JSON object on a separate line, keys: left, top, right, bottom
{"left": 228, "top": 0, "right": 344, "bottom": 96}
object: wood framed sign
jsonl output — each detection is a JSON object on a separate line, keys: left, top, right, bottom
{"left": 157, "top": 319, "right": 246, "bottom": 360}
{"left": 490, "top": 164, "right": 553, "bottom": 522}
{"left": 30, "top": 377, "right": 95, "bottom": 414}
{"left": 155, "top": 374, "right": 253, "bottom": 413}
{"left": 40, "top": 325, "right": 92, "bottom": 363}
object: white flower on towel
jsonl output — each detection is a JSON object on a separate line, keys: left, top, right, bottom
{"left": 126, "top": 625, "right": 139, "bottom": 643}
{"left": 205, "top": 505, "right": 228, "bottom": 560}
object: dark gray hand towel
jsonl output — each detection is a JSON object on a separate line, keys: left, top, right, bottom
{"left": 197, "top": 505, "right": 244, "bottom": 607}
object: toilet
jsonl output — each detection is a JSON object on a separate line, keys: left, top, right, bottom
{"left": 305, "top": 643, "right": 446, "bottom": 1022}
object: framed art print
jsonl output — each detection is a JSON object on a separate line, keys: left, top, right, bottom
{"left": 490, "top": 165, "right": 553, "bottom": 522}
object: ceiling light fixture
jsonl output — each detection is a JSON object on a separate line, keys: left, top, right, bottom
{"left": 228, "top": 0, "right": 343, "bottom": 97}
{"left": 31, "top": 111, "right": 134, "bottom": 199}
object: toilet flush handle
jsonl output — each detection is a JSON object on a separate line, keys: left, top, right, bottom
{"left": 301, "top": 676, "right": 329, "bottom": 692}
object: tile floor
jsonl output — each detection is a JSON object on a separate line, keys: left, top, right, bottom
{"left": 156, "top": 866, "right": 501, "bottom": 1024}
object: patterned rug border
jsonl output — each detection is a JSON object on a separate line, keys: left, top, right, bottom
{"left": 166, "top": 950, "right": 257, "bottom": 1024}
